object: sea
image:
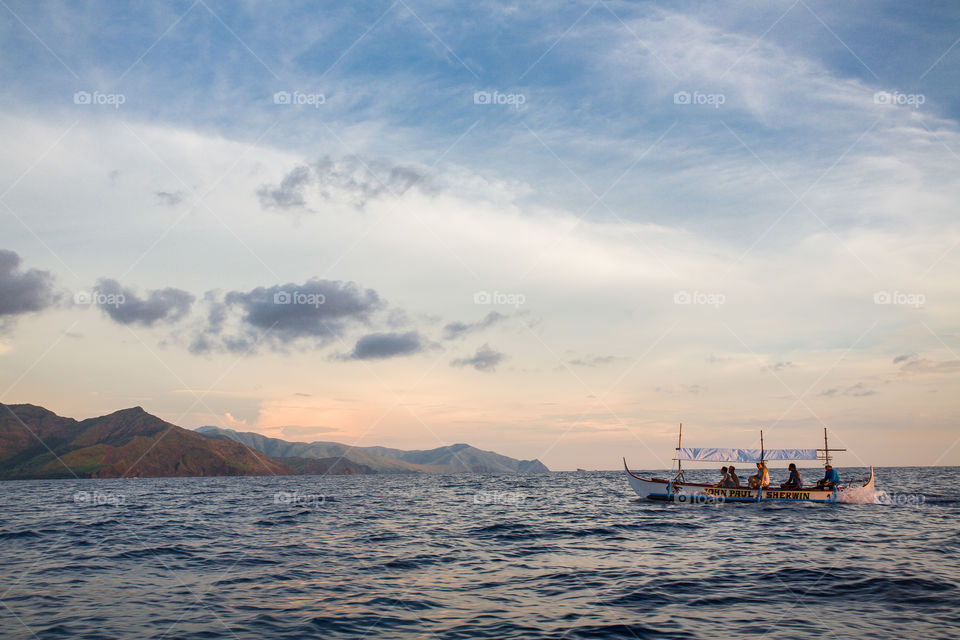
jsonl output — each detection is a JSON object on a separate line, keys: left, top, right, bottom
{"left": 1, "top": 466, "right": 957, "bottom": 639}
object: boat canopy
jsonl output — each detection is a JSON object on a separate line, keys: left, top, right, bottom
{"left": 677, "top": 447, "right": 818, "bottom": 462}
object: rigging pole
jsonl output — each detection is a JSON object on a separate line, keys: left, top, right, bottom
{"left": 676, "top": 423, "right": 683, "bottom": 482}
{"left": 817, "top": 428, "right": 845, "bottom": 465}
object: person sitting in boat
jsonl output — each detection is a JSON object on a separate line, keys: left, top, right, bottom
{"left": 714, "top": 466, "right": 729, "bottom": 487}
{"left": 815, "top": 464, "right": 840, "bottom": 490}
{"left": 747, "top": 462, "right": 770, "bottom": 489}
{"left": 722, "top": 465, "right": 740, "bottom": 488}
{"left": 780, "top": 463, "right": 803, "bottom": 490}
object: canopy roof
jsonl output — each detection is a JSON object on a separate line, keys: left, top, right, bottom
{"left": 677, "top": 447, "right": 818, "bottom": 463}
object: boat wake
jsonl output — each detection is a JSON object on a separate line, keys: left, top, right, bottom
{"left": 839, "top": 486, "right": 888, "bottom": 504}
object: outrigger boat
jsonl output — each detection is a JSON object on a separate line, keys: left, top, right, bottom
{"left": 624, "top": 426, "right": 875, "bottom": 503}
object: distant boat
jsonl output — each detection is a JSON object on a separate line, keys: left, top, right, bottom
{"left": 576, "top": 468, "right": 587, "bottom": 472}
{"left": 624, "top": 425, "right": 875, "bottom": 503}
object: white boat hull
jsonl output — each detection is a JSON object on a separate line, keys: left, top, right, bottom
{"left": 624, "top": 459, "right": 875, "bottom": 503}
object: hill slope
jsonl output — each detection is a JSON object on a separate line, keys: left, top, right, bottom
{"left": 195, "top": 426, "right": 550, "bottom": 473}
{"left": 0, "top": 404, "right": 293, "bottom": 479}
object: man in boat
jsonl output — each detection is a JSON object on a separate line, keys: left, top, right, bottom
{"left": 714, "top": 466, "right": 729, "bottom": 487}
{"left": 815, "top": 464, "right": 841, "bottom": 490}
{"left": 747, "top": 462, "right": 770, "bottom": 489}
{"left": 722, "top": 465, "right": 740, "bottom": 488}
{"left": 780, "top": 463, "right": 803, "bottom": 490}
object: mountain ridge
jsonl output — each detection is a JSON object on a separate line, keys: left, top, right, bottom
{"left": 194, "top": 425, "right": 550, "bottom": 474}
{"left": 0, "top": 404, "right": 549, "bottom": 479}
{"left": 0, "top": 404, "right": 292, "bottom": 479}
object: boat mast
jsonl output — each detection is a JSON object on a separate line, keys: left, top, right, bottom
{"left": 817, "top": 428, "right": 845, "bottom": 466}
{"left": 760, "top": 429, "right": 765, "bottom": 463}
{"left": 675, "top": 423, "right": 683, "bottom": 481}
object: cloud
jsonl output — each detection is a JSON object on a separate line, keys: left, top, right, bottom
{"left": 451, "top": 344, "right": 504, "bottom": 372}
{"left": 442, "top": 311, "right": 508, "bottom": 340}
{"left": 895, "top": 354, "right": 960, "bottom": 376}
{"left": 155, "top": 191, "right": 184, "bottom": 206}
{"left": 257, "top": 156, "right": 427, "bottom": 211}
{"left": 256, "top": 165, "right": 310, "bottom": 210}
{"left": 190, "top": 279, "right": 384, "bottom": 354}
{"left": 765, "top": 361, "right": 795, "bottom": 372}
{"left": 568, "top": 354, "right": 625, "bottom": 367}
{"left": 0, "top": 250, "right": 58, "bottom": 319}
{"left": 341, "top": 331, "right": 425, "bottom": 360}
{"left": 819, "top": 383, "right": 876, "bottom": 398}
{"left": 93, "top": 278, "right": 195, "bottom": 327}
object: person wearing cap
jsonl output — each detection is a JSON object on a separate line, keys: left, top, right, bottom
{"left": 748, "top": 461, "right": 770, "bottom": 489}
{"left": 815, "top": 464, "right": 840, "bottom": 490}
{"left": 721, "top": 465, "right": 740, "bottom": 488}
{"left": 780, "top": 463, "right": 803, "bottom": 490}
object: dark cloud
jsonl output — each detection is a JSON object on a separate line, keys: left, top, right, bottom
{"left": 190, "top": 279, "right": 384, "bottom": 354}
{"left": 228, "top": 280, "right": 382, "bottom": 339}
{"left": 343, "top": 331, "right": 425, "bottom": 360}
{"left": 451, "top": 344, "right": 504, "bottom": 372}
{"left": 819, "top": 383, "right": 876, "bottom": 398}
{"left": 155, "top": 191, "right": 184, "bottom": 206}
{"left": 442, "top": 311, "right": 507, "bottom": 340}
{"left": 0, "top": 249, "right": 59, "bottom": 319}
{"left": 257, "top": 165, "right": 310, "bottom": 209}
{"left": 893, "top": 353, "right": 916, "bottom": 364}
{"left": 93, "top": 278, "right": 194, "bottom": 327}
{"left": 257, "top": 156, "right": 427, "bottom": 211}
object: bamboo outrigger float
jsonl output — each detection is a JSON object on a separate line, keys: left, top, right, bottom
{"left": 624, "top": 426, "right": 875, "bottom": 503}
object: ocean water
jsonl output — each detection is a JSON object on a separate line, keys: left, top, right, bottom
{"left": 1, "top": 466, "right": 957, "bottom": 639}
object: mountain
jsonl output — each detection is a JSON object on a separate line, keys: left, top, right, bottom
{"left": 0, "top": 404, "right": 293, "bottom": 479}
{"left": 0, "top": 403, "right": 549, "bottom": 479}
{"left": 195, "top": 426, "right": 550, "bottom": 473}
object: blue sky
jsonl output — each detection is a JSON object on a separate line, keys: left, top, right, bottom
{"left": 1, "top": 1, "right": 958, "bottom": 469}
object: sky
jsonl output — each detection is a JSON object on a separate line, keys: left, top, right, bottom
{"left": 0, "top": 0, "right": 958, "bottom": 471}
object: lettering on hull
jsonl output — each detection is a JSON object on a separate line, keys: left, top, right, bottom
{"left": 701, "top": 487, "right": 812, "bottom": 500}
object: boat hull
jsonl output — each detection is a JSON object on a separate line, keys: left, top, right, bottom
{"left": 624, "top": 460, "right": 875, "bottom": 503}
